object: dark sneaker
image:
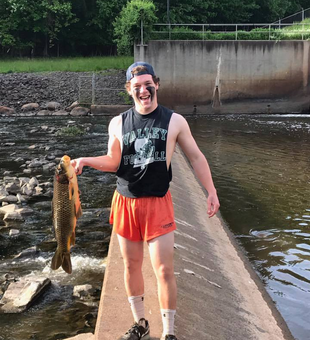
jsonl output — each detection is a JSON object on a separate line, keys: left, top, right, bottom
{"left": 119, "top": 318, "right": 150, "bottom": 340}
{"left": 161, "top": 335, "right": 178, "bottom": 340}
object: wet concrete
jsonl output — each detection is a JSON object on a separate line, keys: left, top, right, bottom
{"left": 93, "top": 148, "right": 294, "bottom": 340}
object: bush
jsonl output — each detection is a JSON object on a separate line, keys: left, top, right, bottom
{"left": 113, "top": 0, "right": 157, "bottom": 55}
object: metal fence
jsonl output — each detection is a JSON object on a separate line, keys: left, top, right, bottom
{"left": 146, "top": 7, "right": 310, "bottom": 42}
{"left": 78, "top": 74, "right": 131, "bottom": 105}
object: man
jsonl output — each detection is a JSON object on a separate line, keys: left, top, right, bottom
{"left": 72, "top": 62, "right": 220, "bottom": 340}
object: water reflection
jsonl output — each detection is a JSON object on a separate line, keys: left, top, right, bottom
{"left": 188, "top": 114, "right": 310, "bottom": 340}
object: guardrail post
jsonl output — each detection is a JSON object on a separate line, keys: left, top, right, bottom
{"left": 235, "top": 24, "right": 238, "bottom": 40}
{"left": 202, "top": 24, "right": 204, "bottom": 41}
{"left": 269, "top": 24, "right": 271, "bottom": 40}
{"left": 92, "top": 73, "right": 95, "bottom": 105}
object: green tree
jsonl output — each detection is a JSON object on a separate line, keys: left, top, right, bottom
{"left": 114, "top": 0, "right": 158, "bottom": 56}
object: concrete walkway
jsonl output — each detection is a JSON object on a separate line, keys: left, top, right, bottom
{"left": 89, "top": 148, "right": 294, "bottom": 340}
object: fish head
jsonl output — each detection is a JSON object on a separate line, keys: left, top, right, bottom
{"left": 55, "top": 155, "right": 72, "bottom": 183}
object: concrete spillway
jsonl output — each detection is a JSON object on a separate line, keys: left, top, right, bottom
{"left": 77, "top": 148, "right": 293, "bottom": 340}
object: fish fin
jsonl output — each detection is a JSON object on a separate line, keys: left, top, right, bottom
{"left": 62, "top": 253, "right": 72, "bottom": 274}
{"left": 68, "top": 182, "right": 73, "bottom": 200}
{"left": 70, "top": 231, "right": 76, "bottom": 246}
{"left": 51, "top": 248, "right": 62, "bottom": 270}
{"left": 75, "top": 201, "right": 82, "bottom": 219}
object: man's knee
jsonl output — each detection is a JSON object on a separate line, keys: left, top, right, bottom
{"left": 156, "top": 264, "right": 175, "bottom": 282}
{"left": 124, "top": 257, "right": 143, "bottom": 273}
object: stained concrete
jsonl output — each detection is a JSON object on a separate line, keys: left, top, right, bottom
{"left": 92, "top": 147, "right": 294, "bottom": 340}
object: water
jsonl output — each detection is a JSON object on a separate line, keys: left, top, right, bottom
{"left": 0, "top": 116, "right": 115, "bottom": 340}
{"left": 188, "top": 114, "right": 310, "bottom": 340}
{"left": 0, "top": 114, "right": 309, "bottom": 339}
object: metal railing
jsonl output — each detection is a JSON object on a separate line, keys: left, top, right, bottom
{"left": 78, "top": 74, "right": 131, "bottom": 105}
{"left": 148, "top": 22, "right": 310, "bottom": 41}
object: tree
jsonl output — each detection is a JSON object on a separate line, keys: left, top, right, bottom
{"left": 114, "top": 0, "right": 158, "bottom": 55}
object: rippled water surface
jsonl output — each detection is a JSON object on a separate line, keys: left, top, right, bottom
{"left": 0, "top": 114, "right": 309, "bottom": 340}
{"left": 188, "top": 114, "right": 310, "bottom": 340}
{"left": 0, "top": 116, "right": 115, "bottom": 340}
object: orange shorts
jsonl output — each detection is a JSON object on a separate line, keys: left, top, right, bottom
{"left": 109, "top": 190, "right": 176, "bottom": 242}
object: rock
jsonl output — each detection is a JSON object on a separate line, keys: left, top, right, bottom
{"left": 3, "top": 171, "right": 11, "bottom": 176}
{"left": 5, "top": 182, "right": 21, "bottom": 195}
{"left": 19, "top": 177, "right": 30, "bottom": 187}
{"left": 3, "top": 211, "right": 24, "bottom": 221}
{"left": 21, "top": 103, "right": 39, "bottom": 112}
{"left": 0, "top": 204, "right": 18, "bottom": 216}
{"left": 73, "top": 285, "right": 96, "bottom": 300}
{"left": 21, "top": 184, "right": 33, "bottom": 196}
{"left": 16, "top": 193, "right": 27, "bottom": 203}
{"left": 23, "top": 169, "right": 32, "bottom": 175}
{"left": 34, "top": 186, "right": 43, "bottom": 195}
{"left": 70, "top": 106, "right": 90, "bottom": 116}
{"left": 28, "top": 145, "right": 37, "bottom": 149}
{"left": 46, "top": 155, "right": 56, "bottom": 161}
{"left": 29, "top": 177, "right": 39, "bottom": 187}
{"left": 28, "top": 160, "right": 42, "bottom": 168}
{"left": 0, "top": 106, "right": 15, "bottom": 115}
{"left": 66, "top": 101, "right": 79, "bottom": 112}
{"left": 9, "top": 229, "right": 20, "bottom": 236}
{"left": 0, "top": 187, "right": 9, "bottom": 197}
{"left": 1, "top": 195, "right": 18, "bottom": 203}
{"left": 14, "top": 246, "right": 39, "bottom": 259}
{"left": 41, "top": 125, "right": 49, "bottom": 131}
{"left": 14, "top": 157, "right": 24, "bottom": 162}
{"left": 15, "top": 207, "right": 34, "bottom": 216}
{"left": 47, "top": 101, "right": 61, "bottom": 111}
{"left": 0, "top": 277, "right": 51, "bottom": 313}
{"left": 37, "top": 110, "right": 50, "bottom": 116}
{"left": 4, "top": 142, "right": 15, "bottom": 146}
{"left": 52, "top": 110, "right": 69, "bottom": 116}
{"left": 43, "top": 163, "right": 56, "bottom": 171}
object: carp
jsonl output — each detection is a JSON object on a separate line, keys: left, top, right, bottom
{"left": 51, "top": 155, "right": 82, "bottom": 274}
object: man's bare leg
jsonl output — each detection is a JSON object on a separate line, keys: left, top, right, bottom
{"left": 148, "top": 231, "right": 176, "bottom": 309}
{"left": 117, "top": 234, "right": 144, "bottom": 297}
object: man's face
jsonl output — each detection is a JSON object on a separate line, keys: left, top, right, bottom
{"left": 128, "top": 74, "right": 159, "bottom": 114}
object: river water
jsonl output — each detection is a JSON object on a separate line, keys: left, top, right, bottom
{"left": 0, "top": 114, "right": 309, "bottom": 340}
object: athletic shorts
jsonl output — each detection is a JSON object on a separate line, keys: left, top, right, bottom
{"left": 109, "top": 190, "right": 176, "bottom": 242}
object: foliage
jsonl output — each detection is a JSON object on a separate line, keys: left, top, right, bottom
{"left": 56, "top": 125, "right": 85, "bottom": 136}
{"left": 0, "top": 0, "right": 309, "bottom": 57}
{"left": 113, "top": 0, "right": 158, "bottom": 55}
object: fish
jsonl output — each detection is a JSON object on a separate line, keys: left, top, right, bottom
{"left": 51, "top": 155, "right": 82, "bottom": 274}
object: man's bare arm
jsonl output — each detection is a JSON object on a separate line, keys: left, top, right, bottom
{"left": 174, "top": 114, "right": 220, "bottom": 217}
{"left": 71, "top": 116, "right": 122, "bottom": 174}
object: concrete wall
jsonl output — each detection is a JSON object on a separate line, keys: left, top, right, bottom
{"left": 135, "top": 41, "right": 310, "bottom": 109}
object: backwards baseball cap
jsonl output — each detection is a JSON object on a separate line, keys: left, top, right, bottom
{"left": 126, "top": 61, "right": 155, "bottom": 82}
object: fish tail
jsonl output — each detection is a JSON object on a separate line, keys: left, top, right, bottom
{"left": 51, "top": 248, "right": 72, "bottom": 274}
{"left": 62, "top": 253, "right": 72, "bottom": 274}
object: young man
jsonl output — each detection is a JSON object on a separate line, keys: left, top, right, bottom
{"left": 72, "top": 62, "right": 220, "bottom": 340}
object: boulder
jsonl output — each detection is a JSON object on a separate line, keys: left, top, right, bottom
{"left": 16, "top": 193, "right": 27, "bottom": 203}
{"left": 52, "top": 110, "right": 69, "bottom": 116}
{"left": 9, "top": 229, "right": 20, "bottom": 236}
{"left": 5, "top": 182, "right": 21, "bottom": 195}
{"left": 1, "top": 195, "right": 18, "bottom": 203}
{"left": 29, "top": 177, "right": 39, "bottom": 187}
{"left": 66, "top": 101, "right": 79, "bottom": 112}
{"left": 0, "top": 204, "right": 18, "bottom": 216}
{"left": 70, "top": 106, "right": 90, "bottom": 116}
{"left": 0, "top": 106, "right": 15, "bottom": 115}
{"left": 3, "top": 211, "right": 24, "bottom": 221}
{"left": 14, "top": 246, "right": 39, "bottom": 259}
{"left": 19, "top": 177, "right": 30, "bottom": 187}
{"left": 21, "top": 184, "right": 33, "bottom": 196}
{"left": 73, "top": 285, "right": 96, "bottom": 300}
{"left": 21, "top": 103, "right": 39, "bottom": 112}
{"left": 63, "top": 333, "right": 94, "bottom": 340}
{"left": 15, "top": 207, "right": 34, "bottom": 216}
{"left": 0, "top": 187, "right": 9, "bottom": 197}
{"left": 37, "top": 110, "right": 50, "bottom": 116}
{"left": 47, "top": 101, "right": 61, "bottom": 111}
{"left": 0, "top": 277, "right": 51, "bottom": 313}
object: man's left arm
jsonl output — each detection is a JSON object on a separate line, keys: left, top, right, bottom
{"left": 175, "top": 114, "right": 220, "bottom": 217}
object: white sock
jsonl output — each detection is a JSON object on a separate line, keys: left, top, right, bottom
{"left": 161, "top": 309, "right": 176, "bottom": 336}
{"left": 128, "top": 295, "right": 145, "bottom": 323}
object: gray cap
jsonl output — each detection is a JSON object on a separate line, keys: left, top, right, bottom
{"left": 126, "top": 61, "right": 155, "bottom": 81}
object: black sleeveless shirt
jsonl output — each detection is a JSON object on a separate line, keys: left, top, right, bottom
{"left": 116, "top": 105, "right": 173, "bottom": 198}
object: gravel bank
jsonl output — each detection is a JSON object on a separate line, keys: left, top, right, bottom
{"left": 0, "top": 70, "right": 127, "bottom": 112}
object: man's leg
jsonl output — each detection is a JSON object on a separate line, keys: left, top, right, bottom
{"left": 148, "top": 232, "right": 177, "bottom": 338}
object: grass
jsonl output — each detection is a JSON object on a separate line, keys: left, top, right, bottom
{"left": 56, "top": 126, "right": 85, "bottom": 137}
{"left": 0, "top": 56, "right": 134, "bottom": 73}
